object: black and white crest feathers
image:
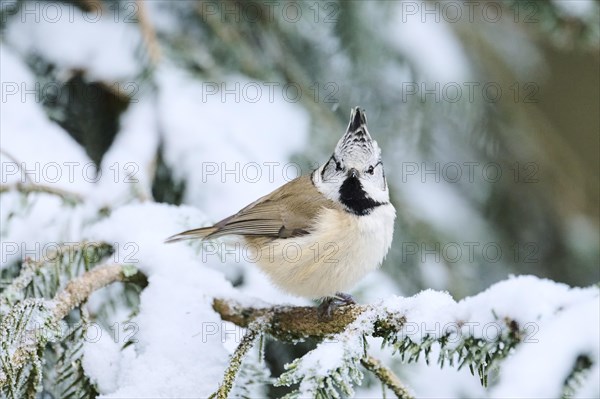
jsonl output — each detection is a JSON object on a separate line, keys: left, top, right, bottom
{"left": 334, "top": 107, "right": 380, "bottom": 167}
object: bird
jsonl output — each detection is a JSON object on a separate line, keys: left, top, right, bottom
{"left": 166, "top": 107, "right": 396, "bottom": 318}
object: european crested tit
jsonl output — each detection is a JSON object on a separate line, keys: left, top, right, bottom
{"left": 166, "top": 107, "right": 396, "bottom": 317}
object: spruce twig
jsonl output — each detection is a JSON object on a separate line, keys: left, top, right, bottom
{"left": 1, "top": 264, "right": 138, "bottom": 384}
{"left": 135, "top": 0, "right": 162, "bottom": 64}
{"left": 361, "top": 354, "right": 414, "bottom": 399}
{"left": 52, "top": 264, "right": 137, "bottom": 320}
{"left": 1, "top": 242, "right": 110, "bottom": 300}
{"left": 0, "top": 149, "right": 31, "bottom": 183}
{"left": 0, "top": 183, "right": 84, "bottom": 204}
{"left": 209, "top": 327, "right": 261, "bottom": 399}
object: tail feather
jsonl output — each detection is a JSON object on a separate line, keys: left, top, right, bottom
{"left": 164, "top": 226, "right": 218, "bottom": 243}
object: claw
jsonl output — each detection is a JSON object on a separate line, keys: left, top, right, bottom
{"left": 334, "top": 292, "right": 356, "bottom": 305}
{"left": 318, "top": 297, "right": 335, "bottom": 321}
{"left": 317, "top": 292, "right": 356, "bottom": 321}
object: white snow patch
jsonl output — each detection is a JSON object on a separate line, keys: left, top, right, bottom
{"left": 156, "top": 65, "right": 310, "bottom": 220}
{"left": 5, "top": 3, "right": 140, "bottom": 81}
{"left": 491, "top": 296, "right": 600, "bottom": 398}
{"left": 93, "top": 99, "right": 160, "bottom": 207}
{"left": 82, "top": 328, "right": 122, "bottom": 394}
{"left": 0, "top": 45, "right": 92, "bottom": 194}
{"left": 82, "top": 203, "right": 243, "bottom": 397}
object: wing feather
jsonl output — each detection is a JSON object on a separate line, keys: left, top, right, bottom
{"left": 166, "top": 174, "right": 341, "bottom": 243}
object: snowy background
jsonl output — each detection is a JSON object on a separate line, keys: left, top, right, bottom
{"left": 1, "top": 0, "right": 599, "bottom": 398}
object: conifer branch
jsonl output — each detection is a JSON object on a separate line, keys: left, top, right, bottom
{"left": 1, "top": 241, "right": 112, "bottom": 306}
{"left": 212, "top": 298, "right": 369, "bottom": 341}
{"left": 361, "top": 355, "right": 414, "bottom": 399}
{"left": 136, "top": 0, "right": 162, "bottom": 64}
{"left": 0, "top": 183, "right": 84, "bottom": 203}
{"left": 52, "top": 264, "right": 137, "bottom": 320}
{"left": 212, "top": 296, "right": 529, "bottom": 395}
{"left": 1, "top": 264, "right": 138, "bottom": 386}
{"left": 209, "top": 327, "right": 261, "bottom": 399}
{"left": 0, "top": 149, "right": 31, "bottom": 184}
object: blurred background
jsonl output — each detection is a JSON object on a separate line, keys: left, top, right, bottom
{"left": 1, "top": 0, "right": 599, "bottom": 396}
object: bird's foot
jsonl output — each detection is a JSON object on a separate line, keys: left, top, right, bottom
{"left": 317, "top": 292, "right": 356, "bottom": 321}
{"left": 334, "top": 292, "right": 356, "bottom": 305}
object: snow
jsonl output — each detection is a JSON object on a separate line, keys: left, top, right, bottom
{"left": 92, "top": 99, "right": 160, "bottom": 207}
{"left": 83, "top": 202, "right": 238, "bottom": 397}
{"left": 380, "top": 275, "right": 599, "bottom": 345}
{"left": 383, "top": 289, "right": 457, "bottom": 344}
{"left": 491, "top": 296, "right": 600, "bottom": 398}
{"left": 155, "top": 65, "right": 310, "bottom": 220}
{"left": 288, "top": 276, "right": 599, "bottom": 398}
{"left": 2, "top": 2, "right": 599, "bottom": 397}
{"left": 82, "top": 328, "right": 122, "bottom": 393}
{"left": 0, "top": 45, "right": 93, "bottom": 194}
{"left": 4, "top": 3, "right": 140, "bottom": 81}
{"left": 3, "top": 20, "right": 312, "bottom": 393}
{"left": 0, "top": 191, "right": 81, "bottom": 268}
{"left": 456, "top": 275, "right": 599, "bottom": 339}
{"left": 0, "top": 47, "right": 97, "bottom": 268}
{"left": 298, "top": 340, "right": 348, "bottom": 377}
{"left": 398, "top": 343, "right": 487, "bottom": 398}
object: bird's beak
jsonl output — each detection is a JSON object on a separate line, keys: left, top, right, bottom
{"left": 348, "top": 168, "right": 359, "bottom": 178}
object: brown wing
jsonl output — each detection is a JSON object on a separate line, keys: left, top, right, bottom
{"left": 165, "top": 175, "right": 340, "bottom": 243}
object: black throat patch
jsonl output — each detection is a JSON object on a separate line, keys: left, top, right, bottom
{"left": 338, "top": 176, "right": 385, "bottom": 216}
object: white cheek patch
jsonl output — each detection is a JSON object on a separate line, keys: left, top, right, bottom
{"left": 313, "top": 166, "right": 343, "bottom": 202}
{"left": 360, "top": 176, "right": 390, "bottom": 203}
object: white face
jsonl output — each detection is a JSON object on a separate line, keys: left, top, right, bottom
{"left": 313, "top": 108, "right": 390, "bottom": 215}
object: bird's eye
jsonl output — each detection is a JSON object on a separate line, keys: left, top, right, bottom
{"left": 367, "top": 165, "right": 375, "bottom": 175}
{"left": 335, "top": 161, "right": 343, "bottom": 171}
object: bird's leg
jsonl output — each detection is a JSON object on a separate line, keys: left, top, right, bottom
{"left": 318, "top": 297, "right": 335, "bottom": 320}
{"left": 317, "top": 292, "right": 356, "bottom": 321}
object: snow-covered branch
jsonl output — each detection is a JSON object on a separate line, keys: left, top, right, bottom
{"left": 1, "top": 264, "right": 140, "bottom": 393}
{"left": 213, "top": 277, "right": 599, "bottom": 397}
{"left": 51, "top": 263, "right": 138, "bottom": 320}
{"left": 212, "top": 298, "right": 372, "bottom": 341}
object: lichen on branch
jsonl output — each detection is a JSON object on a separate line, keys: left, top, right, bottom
{"left": 212, "top": 298, "right": 372, "bottom": 341}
